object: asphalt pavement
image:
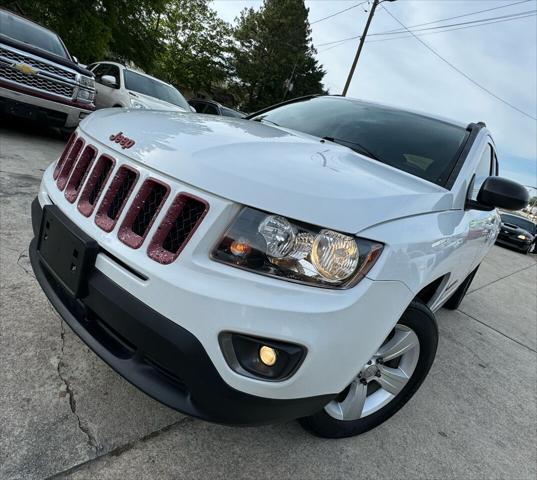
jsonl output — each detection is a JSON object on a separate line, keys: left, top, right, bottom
{"left": 1, "top": 122, "right": 535, "bottom": 480}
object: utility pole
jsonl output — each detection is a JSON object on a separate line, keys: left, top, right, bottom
{"left": 342, "top": 0, "right": 396, "bottom": 96}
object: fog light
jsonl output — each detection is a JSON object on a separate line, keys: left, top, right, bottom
{"left": 219, "top": 333, "right": 306, "bottom": 381}
{"left": 259, "top": 345, "right": 277, "bottom": 366}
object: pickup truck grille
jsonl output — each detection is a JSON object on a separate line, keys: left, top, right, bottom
{"left": 0, "top": 45, "right": 77, "bottom": 99}
{"left": 0, "top": 64, "right": 75, "bottom": 98}
{"left": 0, "top": 46, "right": 77, "bottom": 80}
{"left": 54, "top": 136, "right": 209, "bottom": 264}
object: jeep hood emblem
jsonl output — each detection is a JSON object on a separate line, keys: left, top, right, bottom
{"left": 109, "top": 132, "right": 135, "bottom": 149}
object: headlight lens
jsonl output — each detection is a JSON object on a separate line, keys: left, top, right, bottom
{"left": 130, "top": 99, "right": 147, "bottom": 109}
{"left": 212, "top": 208, "right": 383, "bottom": 288}
{"left": 517, "top": 234, "right": 527, "bottom": 240}
{"left": 76, "top": 76, "right": 95, "bottom": 103}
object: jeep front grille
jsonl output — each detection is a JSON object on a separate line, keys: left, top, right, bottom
{"left": 54, "top": 136, "right": 209, "bottom": 263}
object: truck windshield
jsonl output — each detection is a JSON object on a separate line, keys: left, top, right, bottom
{"left": 124, "top": 70, "right": 190, "bottom": 111}
{"left": 501, "top": 214, "right": 536, "bottom": 233}
{"left": 0, "top": 10, "right": 68, "bottom": 58}
{"left": 251, "top": 96, "right": 469, "bottom": 187}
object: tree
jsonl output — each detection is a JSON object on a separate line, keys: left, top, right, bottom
{"left": 2, "top": 0, "right": 168, "bottom": 70}
{"left": 154, "top": 0, "right": 232, "bottom": 93}
{"left": 231, "top": 0, "right": 325, "bottom": 112}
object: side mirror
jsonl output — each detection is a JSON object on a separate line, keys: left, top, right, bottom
{"left": 100, "top": 75, "right": 117, "bottom": 87}
{"left": 72, "top": 56, "right": 79, "bottom": 64}
{"left": 476, "top": 176, "right": 529, "bottom": 211}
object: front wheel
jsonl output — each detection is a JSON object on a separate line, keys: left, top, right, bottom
{"left": 299, "top": 300, "right": 438, "bottom": 438}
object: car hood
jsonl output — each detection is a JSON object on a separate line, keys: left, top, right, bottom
{"left": 501, "top": 223, "right": 534, "bottom": 238}
{"left": 80, "top": 109, "right": 453, "bottom": 233}
{"left": 129, "top": 91, "right": 186, "bottom": 112}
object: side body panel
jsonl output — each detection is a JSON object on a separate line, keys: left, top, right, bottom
{"left": 363, "top": 129, "right": 500, "bottom": 311}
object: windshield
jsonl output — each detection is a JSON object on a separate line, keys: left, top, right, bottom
{"left": 251, "top": 97, "right": 469, "bottom": 186}
{"left": 0, "top": 10, "right": 68, "bottom": 58}
{"left": 124, "top": 70, "right": 189, "bottom": 110}
{"left": 501, "top": 214, "right": 536, "bottom": 233}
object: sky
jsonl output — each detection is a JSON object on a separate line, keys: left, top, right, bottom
{"left": 213, "top": 0, "right": 537, "bottom": 189}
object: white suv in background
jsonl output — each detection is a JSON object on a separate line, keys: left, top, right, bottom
{"left": 87, "top": 61, "right": 190, "bottom": 112}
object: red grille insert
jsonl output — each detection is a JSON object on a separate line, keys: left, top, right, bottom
{"left": 77, "top": 155, "right": 115, "bottom": 217}
{"left": 95, "top": 166, "right": 139, "bottom": 232}
{"left": 64, "top": 146, "right": 97, "bottom": 203}
{"left": 118, "top": 179, "right": 170, "bottom": 249}
{"left": 148, "top": 193, "right": 208, "bottom": 264}
{"left": 57, "top": 138, "right": 84, "bottom": 190}
{"left": 53, "top": 133, "right": 76, "bottom": 180}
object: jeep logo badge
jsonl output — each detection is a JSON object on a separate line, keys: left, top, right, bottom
{"left": 109, "top": 132, "right": 135, "bottom": 149}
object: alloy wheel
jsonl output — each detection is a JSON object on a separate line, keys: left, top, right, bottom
{"left": 324, "top": 324, "right": 420, "bottom": 421}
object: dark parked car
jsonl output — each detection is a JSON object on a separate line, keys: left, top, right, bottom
{"left": 188, "top": 99, "right": 245, "bottom": 118}
{"left": 496, "top": 212, "right": 536, "bottom": 253}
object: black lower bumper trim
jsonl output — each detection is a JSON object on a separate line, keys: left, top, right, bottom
{"left": 1, "top": 95, "right": 68, "bottom": 127}
{"left": 29, "top": 201, "right": 333, "bottom": 425}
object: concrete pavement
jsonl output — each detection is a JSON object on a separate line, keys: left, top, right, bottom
{"left": 1, "top": 123, "right": 535, "bottom": 480}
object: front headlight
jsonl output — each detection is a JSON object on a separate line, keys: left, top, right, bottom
{"left": 517, "top": 234, "right": 527, "bottom": 240}
{"left": 78, "top": 75, "right": 95, "bottom": 89}
{"left": 130, "top": 99, "right": 147, "bottom": 109}
{"left": 212, "top": 208, "right": 383, "bottom": 288}
{"left": 76, "top": 75, "right": 95, "bottom": 103}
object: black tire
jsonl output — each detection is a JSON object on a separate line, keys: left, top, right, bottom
{"left": 299, "top": 300, "right": 438, "bottom": 438}
{"left": 443, "top": 266, "right": 479, "bottom": 310}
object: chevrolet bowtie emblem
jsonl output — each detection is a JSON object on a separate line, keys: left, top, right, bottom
{"left": 14, "top": 63, "right": 37, "bottom": 75}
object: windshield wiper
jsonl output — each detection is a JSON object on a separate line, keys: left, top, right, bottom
{"left": 321, "top": 136, "right": 383, "bottom": 162}
{"left": 258, "top": 118, "right": 280, "bottom": 127}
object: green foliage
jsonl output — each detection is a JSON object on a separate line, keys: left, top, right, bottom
{"left": 231, "top": 0, "right": 325, "bottom": 112}
{"left": 154, "top": 0, "right": 232, "bottom": 93}
{"left": 1, "top": 0, "right": 326, "bottom": 108}
{"left": 2, "top": 0, "right": 168, "bottom": 70}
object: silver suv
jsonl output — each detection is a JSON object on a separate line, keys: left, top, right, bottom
{"left": 87, "top": 61, "right": 190, "bottom": 112}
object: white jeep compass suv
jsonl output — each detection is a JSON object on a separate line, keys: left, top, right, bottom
{"left": 87, "top": 61, "right": 190, "bottom": 112}
{"left": 29, "top": 95, "right": 528, "bottom": 438}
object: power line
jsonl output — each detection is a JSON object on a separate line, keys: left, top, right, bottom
{"left": 379, "top": 0, "right": 533, "bottom": 33}
{"left": 368, "top": 9, "right": 537, "bottom": 36}
{"left": 317, "top": 9, "right": 537, "bottom": 47}
{"left": 381, "top": 5, "right": 536, "bottom": 121}
{"left": 366, "top": 12, "right": 536, "bottom": 43}
{"left": 310, "top": 1, "right": 368, "bottom": 25}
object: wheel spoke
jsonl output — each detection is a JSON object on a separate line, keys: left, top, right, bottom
{"left": 376, "top": 365, "right": 410, "bottom": 395}
{"left": 336, "top": 380, "right": 368, "bottom": 420}
{"left": 376, "top": 326, "right": 419, "bottom": 362}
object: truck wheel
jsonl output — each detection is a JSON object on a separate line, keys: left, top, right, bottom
{"left": 443, "top": 266, "right": 479, "bottom": 310}
{"left": 299, "top": 300, "right": 438, "bottom": 438}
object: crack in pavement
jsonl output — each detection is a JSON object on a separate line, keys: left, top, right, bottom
{"left": 52, "top": 304, "right": 100, "bottom": 455}
{"left": 46, "top": 417, "right": 195, "bottom": 480}
{"left": 16, "top": 250, "right": 34, "bottom": 277}
{"left": 467, "top": 262, "right": 537, "bottom": 295}
{"left": 456, "top": 308, "right": 537, "bottom": 353}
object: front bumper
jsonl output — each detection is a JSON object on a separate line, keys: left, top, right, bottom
{"left": 0, "top": 84, "right": 93, "bottom": 128}
{"left": 495, "top": 234, "right": 532, "bottom": 251}
{"left": 29, "top": 199, "right": 332, "bottom": 424}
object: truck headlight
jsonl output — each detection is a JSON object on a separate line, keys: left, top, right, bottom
{"left": 212, "top": 208, "right": 383, "bottom": 288}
